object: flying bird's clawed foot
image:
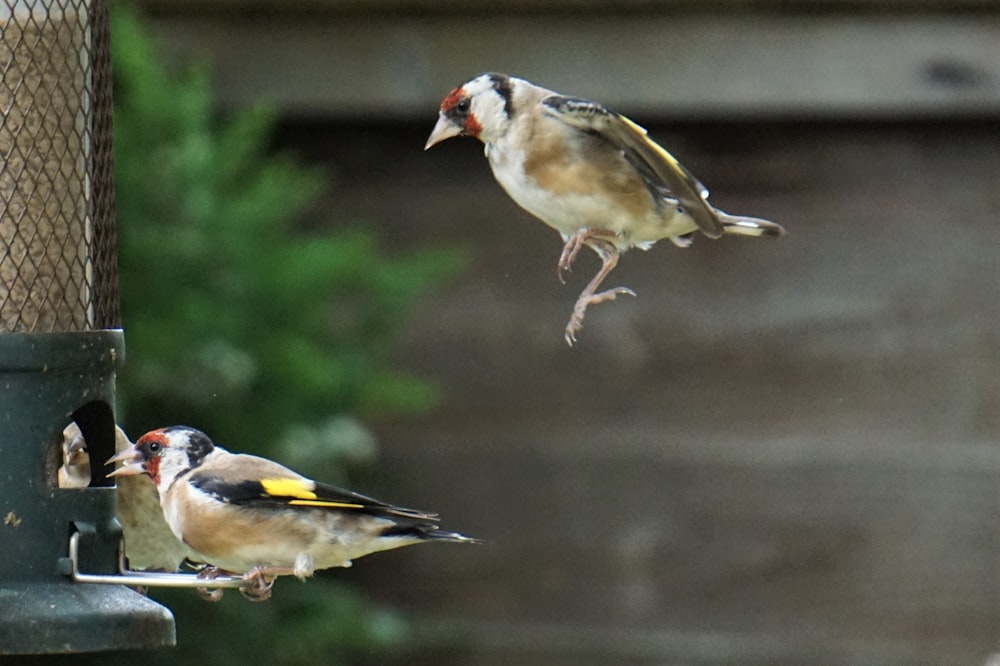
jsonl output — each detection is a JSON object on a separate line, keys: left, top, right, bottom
{"left": 562, "top": 234, "right": 630, "bottom": 346}
{"left": 564, "top": 287, "right": 636, "bottom": 346}
{"left": 591, "top": 286, "right": 637, "bottom": 305}
{"left": 564, "top": 301, "right": 589, "bottom": 346}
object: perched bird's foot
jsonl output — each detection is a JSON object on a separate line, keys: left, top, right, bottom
{"left": 240, "top": 567, "right": 279, "bottom": 602}
{"left": 198, "top": 587, "right": 225, "bottom": 602}
{"left": 196, "top": 566, "right": 230, "bottom": 602}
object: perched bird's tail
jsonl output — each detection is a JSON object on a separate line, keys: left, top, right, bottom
{"left": 382, "top": 523, "right": 481, "bottom": 544}
{"left": 718, "top": 212, "right": 785, "bottom": 239}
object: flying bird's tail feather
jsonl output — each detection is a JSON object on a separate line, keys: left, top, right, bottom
{"left": 717, "top": 212, "right": 785, "bottom": 238}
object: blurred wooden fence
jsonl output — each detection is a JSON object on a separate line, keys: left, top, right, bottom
{"left": 140, "top": 2, "right": 1000, "bottom": 664}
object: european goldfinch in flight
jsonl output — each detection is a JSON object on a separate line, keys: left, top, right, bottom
{"left": 426, "top": 73, "right": 784, "bottom": 345}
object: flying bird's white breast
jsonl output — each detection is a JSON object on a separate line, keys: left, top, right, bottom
{"left": 483, "top": 110, "right": 699, "bottom": 249}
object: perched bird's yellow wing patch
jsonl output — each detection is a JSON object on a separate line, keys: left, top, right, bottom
{"left": 193, "top": 472, "right": 433, "bottom": 518}
{"left": 259, "top": 477, "right": 317, "bottom": 499}
{"left": 260, "top": 478, "right": 364, "bottom": 509}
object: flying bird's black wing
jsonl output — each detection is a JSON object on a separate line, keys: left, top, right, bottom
{"left": 541, "top": 95, "right": 724, "bottom": 239}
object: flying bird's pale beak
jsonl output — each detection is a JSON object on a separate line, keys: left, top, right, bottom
{"left": 106, "top": 447, "right": 144, "bottom": 478}
{"left": 424, "top": 115, "right": 463, "bottom": 150}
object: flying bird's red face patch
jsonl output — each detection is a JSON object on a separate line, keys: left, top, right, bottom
{"left": 441, "top": 87, "right": 464, "bottom": 113}
{"left": 440, "top": 86, "right": 481, "bottom": 138}
{"left": 463, "top": 113, "right": 482, "bottom": 137}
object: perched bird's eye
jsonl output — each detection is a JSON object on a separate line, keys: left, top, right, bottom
{"left": 147, "top": 441, "right": 161, "bottom": 453}
{"left": 456, "top": 98, "right": 471, "bottom": 114}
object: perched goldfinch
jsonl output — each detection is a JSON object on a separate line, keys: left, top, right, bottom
{"left": 112, "top": 425, "right": 197, "bottom": 572}
{"left": 60, "top": 422, "right": 193, "bottom": 569}
{"left": 426, "top": 73, "right": 785, "bottom": 345}
{"left": 107, "top": 426, "right": 477, "bottom": 600}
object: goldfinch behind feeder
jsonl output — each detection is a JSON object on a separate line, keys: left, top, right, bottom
{"left": 58, "top": 422, "right": 91, "bottom": 489}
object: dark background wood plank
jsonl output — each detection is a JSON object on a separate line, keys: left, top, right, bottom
{"left": 266, "top": 120, "right": 1000, "bottom": 664}
{"left": 138, "top": 11, "right": 1000, "bottom": 119}
{"left": 133, "top": 2, "right": 1000, "bottom": 661}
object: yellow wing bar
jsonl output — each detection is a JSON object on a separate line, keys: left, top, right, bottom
{"left": 260, "top": 477, "right": 318, "bottom": 499}
{"left": 287, "top": 499, "right": 365, "bottom": 509}
{"left": 260, "top": 478, "right": 366, "bottom": 510}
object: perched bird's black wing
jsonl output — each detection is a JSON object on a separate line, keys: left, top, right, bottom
{"left": 541, "top": 95, "right": 724, "bottom": 239}
{"left": 191, "top": 470, "right": 437, "bottom": 521}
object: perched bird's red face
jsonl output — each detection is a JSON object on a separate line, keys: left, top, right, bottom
{"left": 107, "top": 426, "right": 216, "bottom": 490}
{"left": 107, "top": 430, "right": 169, "bottom": 486}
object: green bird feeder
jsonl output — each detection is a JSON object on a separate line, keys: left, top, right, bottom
{"left": 0, "top": 0, "right": 175, "bottom": 653}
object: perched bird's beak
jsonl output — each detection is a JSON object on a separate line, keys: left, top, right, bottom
{"left": 106, "top": 447, "right": 144, "bottom": 478}
{"left": 424, "top": 115, "right": 463, "bottom": 150}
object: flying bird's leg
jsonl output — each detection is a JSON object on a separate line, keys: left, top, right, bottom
{"left": 557, "top": 228, "right": 588, "bottom": 283}
{"left": 564, "top": 236, "right": 636, "bottom": 346}
{"left": 557, "top": 227, "right": 619, "bottom": 283}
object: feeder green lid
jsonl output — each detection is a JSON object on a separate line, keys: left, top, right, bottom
{"left": 0, "top": 331, "right": 176, "bottom": 654}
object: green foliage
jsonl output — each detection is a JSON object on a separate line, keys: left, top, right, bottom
{"left": 145, "top": 581, "right": 409, "bottom": 665}
{"left": 107, "top": 4, "right": 464, "bottom": 664}
{"left": 112, "top": 4, "right": 462, "bottom": 453}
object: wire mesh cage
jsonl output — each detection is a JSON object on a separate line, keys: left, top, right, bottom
{"left": 0, "top": 2, "right": 178, "bottom": 653}
{"left": 0, "top": 0, "right": 118, "bottom": 332}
